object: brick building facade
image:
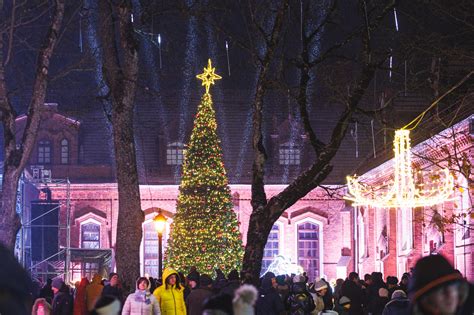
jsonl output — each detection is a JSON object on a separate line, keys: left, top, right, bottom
{"left": 10, "top": 102, "right": 474, "bottom": 283}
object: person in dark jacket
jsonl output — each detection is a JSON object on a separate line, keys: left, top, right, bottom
{"left": 101, "top": 273, "right": 124, "bottom": 304}
{"left": 213, "top": 268, "right": 228, "bottom": 294}
{"left": 186, "top": 274, "right": 214, "bottom": 315}
{"left": 51, "top": 278, "right": 73, "bottom": 315}
{"left": 40, "top": 279, "right": 55, "bottom": 304}
{"left": 0, "top": 243, "right": 34, "bottom": 315}
{"left": 408, "top": 254, "right": 472, "bottom": 315}
{"left": 255, "top": 272, "right": 285, "bottom": 315}
{"left": 341, "top": 272, "right": 364, "bottom": 315}
{"left": 321, "top": 278, "right": 334, "bottom": 311}
{"left": 366, "top": 272, "right": 386, "bottom": 315}
{"left": 287, "top": 274, "right": 315, "bottom": 315}
{"left": 221, "top": 269, "right": 241, "bottom": 296}
{"left": 398, "top": 273, "right": 410, "bottom": 294}
{"left": 276, "top": 275, "right": 290, "bottom": 303}
{"left": 381, "top": 290, "right": 409, "bottom": 315}
{"left": 386, "top": 277, "right": 399, "bottom": 299}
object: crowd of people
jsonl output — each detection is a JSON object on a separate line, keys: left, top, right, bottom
{"left": 1, "top": 242, "right": 473, "bottom": 315}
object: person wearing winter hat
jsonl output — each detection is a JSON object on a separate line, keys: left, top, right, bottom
{"left": 233, "top": 284, "right": 258, "bottom": 315}
{"left": 122, "top": 277, "right": 160, "bottom": 315}
{"left": 334, "top": 296, "right": 351, "bottom": 315}
{"left": 221, "top": 269, "right": 241, "bottom": 296}
{"left": 73, "top": 277, "right": 89, "bottom": 315}
{"left": 186, "top": 274, "right": 214, "bottom": 315}
{"left": 386, "top": 276, "right": 399, "bottom": 299}
{"left": 381, "top": 290, "right": 409, "bottom": 315}
{"left": 310, "top": 280, "right": 328, "bottom": 315}
{"left": 90, "top": 295, "right": 121, "bottom": 315}
{"left": 87, "top": 274, "right": 104, "bottom": 312}
{"left": 202, "top": 294, "right": 234, "bottom": 315}
{"left": 187, "top": 270, "right": 200, "bottom": 290}
{"left": 101, "top": 273, "right": 124, "bottom": 305}
{"left": 287, "top": 274, "right": 315, "bottom": 314}
{"left": 340, "top": 272, "right": 364, "bottom": 315}
{"left": 51, "top": 277, "right": 73, "bottom": 315}
{"left": 153, "top": 268, "right": 186, "bottom": 314}
{"left": 275, "top": 275, "right": 290, "bottom": 303}
{"left": 408, "top": 254, "right": 472, "bottom": 315}
{"left": 32, "top": 298, "right": 52, "bottom": 315}
{"left": 399, "top": 273, "right": 410, "bottom": 294}
{"left": 255, "top": 272, "right": 285, "bottom": 315}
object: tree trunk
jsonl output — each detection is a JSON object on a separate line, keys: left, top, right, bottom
{"left": 0, "top": 0, "right": 65, "bottom": 249}
{"left": 99, "top": 0, "right": 141, "bottom": 292}
{"left": 243, "top": 1, "right": 394, "bottom": 281}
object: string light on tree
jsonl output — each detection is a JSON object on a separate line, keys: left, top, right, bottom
{"left": 345, "top": 129, "right": 454, "bottom": 208}
{"left": 165, "top": 59, "right": 243, "bottom": 274}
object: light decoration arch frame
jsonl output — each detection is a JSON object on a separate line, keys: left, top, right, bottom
{"left": 345, "top": 129, "right": 454, "bottom": 208}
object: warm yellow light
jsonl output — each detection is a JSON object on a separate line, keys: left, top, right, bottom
{"left": 153, "top": 212, "right": 167, "bottom": 235}
{"left": 196, "top": 59, "right": 222, "bottom": 94}
{"left": 345, "top": 129, "right": 454, "bottom": 208}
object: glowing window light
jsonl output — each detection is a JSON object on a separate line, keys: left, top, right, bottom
{"left": 345, "top": 129, "right": 454, "bottom": 208}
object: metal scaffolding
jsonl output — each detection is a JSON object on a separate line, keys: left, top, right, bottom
{"left": 19, "top": 169, "right": 71, "bottom": 282}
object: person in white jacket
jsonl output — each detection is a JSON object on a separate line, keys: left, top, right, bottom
{"left": 122, "top": 277, "right": 161, "bottom": 315}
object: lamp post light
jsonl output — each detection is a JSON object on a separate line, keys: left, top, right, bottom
{"left": 153, "top": 211, "right": 167, "bottom": 279}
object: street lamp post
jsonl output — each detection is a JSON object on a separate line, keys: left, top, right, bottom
{"left": 153, "top": 211, "right": 167, "bottom": 279}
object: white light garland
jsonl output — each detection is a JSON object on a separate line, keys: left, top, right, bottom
{"left": 345, "top": 129, "right": 454, "bottom": 208}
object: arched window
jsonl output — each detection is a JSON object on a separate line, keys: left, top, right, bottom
{"left": 81, "top": 223, "right": 100, "bottom": 249}
{"left": 38, "top": 140, "right": 52, "bottom": 164}
{"left": 61, "top": 139, "right": 69, "bottom": 164}
{"left": 142, "top": 220, "right": 169, "bottom": 277}
{"left": 261, "top": 224, "right": 280, "bottom": 275}
{"left": 143, "top": 222, "right": 159, "bottom": 277}
{"left": 166, "top": 142, "right": 184, "bottom": 165}
{"left": 279, "top": 143, "right": 300, "bottom": 165}
{"left": 298, "top": 221, "right": 320, "bottom": 281}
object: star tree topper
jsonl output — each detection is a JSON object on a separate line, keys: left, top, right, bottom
{"left": 196, "top": 59, "right": 222, "bottom": 94}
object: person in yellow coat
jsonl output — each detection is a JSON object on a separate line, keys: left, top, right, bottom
{"left": 153, "top": 268, "right": 187, "bottom": 315}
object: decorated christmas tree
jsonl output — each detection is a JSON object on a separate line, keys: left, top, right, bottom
{"left": 164, "top": 59, "right": 244, "bottom": 274}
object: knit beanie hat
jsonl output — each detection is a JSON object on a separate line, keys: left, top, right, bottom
{"left": 314, "top": 280, "right": 328, "bottom": 292}
{"left": 187, "top": 270, "right": 200, "bottom": 283}
{"left": 391, "top": 290, "right": 407, "bottom": 300}
{"left": 228, "top": 269, "right": 240, "bottom": 281}
{"left": 408, "top": 254, "right": 462, "bottom": 302}
{"left": 51, "top": 277, "right": 64, "bottom": 290}
{"left": 276, "top": 275, "right": 286, "bottom": 285}
{"left": 387, "top": 276, "right": 398, "bottom": 285}
{"left": 233, "top": 284, "right": 257, "bottom": 315}
{"left": 339, "top": 296, "right": 351, "bottom": 306}
{"left": 263, "top": 272, "right": 276, "bottom": 280}
{"left": 203, "top": 294, "right": 234, "bottom": 315}
{"left": 200, "top": 274, "right": 213, "bottom": 287}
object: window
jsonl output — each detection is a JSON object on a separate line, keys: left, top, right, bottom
{"left": 38, "top": 140, "right": 51, "bottom": 164}
{"left": 298, "top": 222, "right": 320, "bottom": 281}
{"left": 143, "top": 222, "right": 159, "bottom": 277}
{"left": 61, "top": 139, "right": 69, "bottom": 164}
{"left": 261, "top": 224, "right": 280, "bottom": 275}
{"left": 81, "top": 223, "right": 100, "bottom": 249}
{"left": 166, "top": 142, "right": 184, "bottom": 165}
{"left": 279, "top": 144, "right": 300, "bottom": 165}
